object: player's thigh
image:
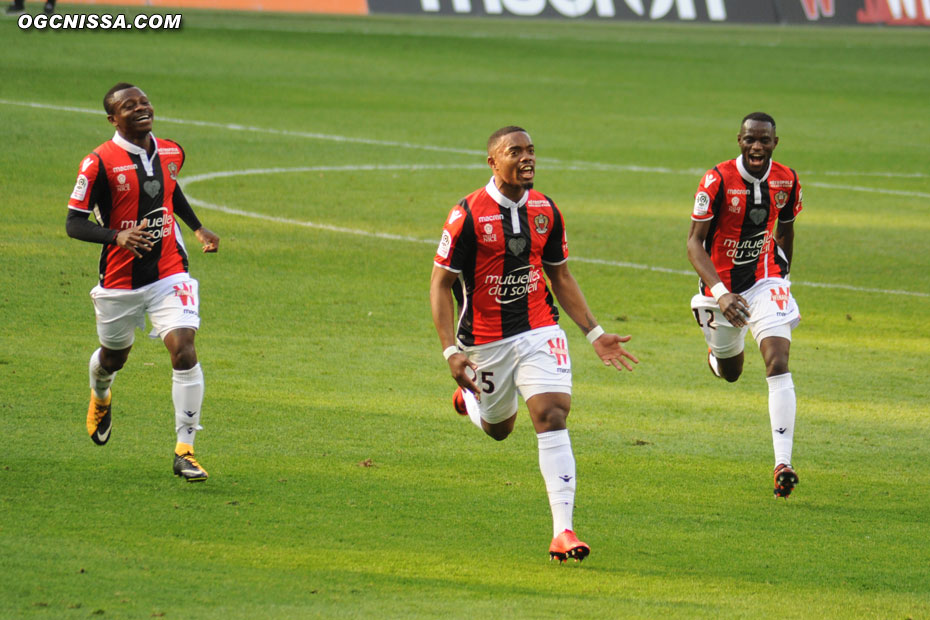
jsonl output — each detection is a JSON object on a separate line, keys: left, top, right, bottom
{"left": 514, "top": 326, "right": 572, "bottom": 402}
{"left": 146, "top": 275, "right": 201, "bottom": 340}
{"left": 465, "top": 340, "right": 520, "bottom": 425}
{"left": 691, "top": 298, "right": 746, "bottom": 358}
{"left": 746, "top": 279, "right": 801, "bottom": 346}
{"left": 90, "top": 285, "right": 146, "bottom": 349}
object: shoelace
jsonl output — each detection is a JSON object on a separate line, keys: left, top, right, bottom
{"left": 179, "top": 453, "right": 202, "bottom": 469}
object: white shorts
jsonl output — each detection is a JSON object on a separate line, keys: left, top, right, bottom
{"left": 690, "top": 277, "right": 800, "bottom": 358}
{"left": 461, "top": 325, "right": 572, "bottom": 424}
{"left": 91, "top": 273, "right": 200, "bottom": 349}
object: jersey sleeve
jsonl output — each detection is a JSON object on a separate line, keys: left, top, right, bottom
{"left": 433, "top": 202, "right": 473, "bottom": 273}
{"left": 691, "top": 168, "right": 722, "bottom": 221}
{"left": 542, "top": 202, "right": 568, "bottom": 265}
{"left": 67, "top": 153, "right": 102, "bottom": 213}
{"left": 778, "top": 171, "right": 803, "bottom": 223}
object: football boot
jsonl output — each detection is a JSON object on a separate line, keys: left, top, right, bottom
{"left": 773, "top": 463, "right": 798, "bottom": 498}
{"left": 86, "top": 390, "right": 112, "bottom": 446}
{"left": 549, "top": 529, "right": 590, "bottom": 563}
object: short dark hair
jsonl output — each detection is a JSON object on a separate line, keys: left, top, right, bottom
{"left": 487, "top": 125, "right": 527, "bottom": 153}
{"left": 741, "top": 112, "right": 776, "bottom": 130}
{"left": 103, "top": 82, "right": 136, "bottom": 114}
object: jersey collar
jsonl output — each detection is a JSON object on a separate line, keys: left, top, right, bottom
{"left": 112, "top": 131, "right": 158, "bottom": 177}
{"left": 485, "top": 177, "right": 528, "bottom": 210}
{"left": 485, "top": 177, "right": 528, "bottom": 234}
{"left": 736, "top": 155, "right": 772, "bottom": 205}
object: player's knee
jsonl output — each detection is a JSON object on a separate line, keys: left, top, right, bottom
{"left": 486, "top": 428, "right": 511, "bottom": 441}
{"left": 766, "top": 358, "right": 789, "bottom": 377}
{"left": 171, "top": 345, "right": 198, "bottom": 370}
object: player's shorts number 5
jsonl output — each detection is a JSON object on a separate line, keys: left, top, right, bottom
{"left": 480, "top": 371, "right": 495, "bottom": 394}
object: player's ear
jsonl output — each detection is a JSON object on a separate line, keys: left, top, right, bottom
{"left": 107, "top": 114, "right": 118, "bottom": 127}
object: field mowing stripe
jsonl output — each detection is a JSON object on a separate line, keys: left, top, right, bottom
{"left": 182, "top": 174, "right": 928, "bottom": 299}
{"left": 3, "top": 99, "right": 929, "bottom": 183}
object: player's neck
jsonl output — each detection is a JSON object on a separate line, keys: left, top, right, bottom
{"left": 118, "top": 130, "right": 153, "bottom": 154}
{"left": 494, "top": 179, "right": 526, "bottom": 203}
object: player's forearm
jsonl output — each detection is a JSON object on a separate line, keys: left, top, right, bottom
{"left": 549, "top": 269, "right": 598, "bottom": 334}
{"left": 66, "top": 210, "right": 118, "bottom": 244}
{"left": 172, "top": 186, "right": 203, "bottom": 232}
{"left": 775, "top": 227, "right": 794, "bottom": 266}
{"left": 687, "top": 240, "right": 722, "bottom": 288}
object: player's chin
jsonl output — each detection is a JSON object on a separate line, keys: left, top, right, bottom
{"left": 520, "top": 181, "right": 534, "bottom": 190}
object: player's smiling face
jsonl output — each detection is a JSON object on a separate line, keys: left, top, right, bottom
{"left": 489, "top": 131, "right": 535, "bottom": 200}
{"left": 738, "top": 119, "right": 778, "bottom": 176}
{"left": 108, "top": 87, "right": 154, "bottom": 140}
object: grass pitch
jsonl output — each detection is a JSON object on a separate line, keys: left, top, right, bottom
{"left": 1, "top": 8, "right": 929, "bottom": 619}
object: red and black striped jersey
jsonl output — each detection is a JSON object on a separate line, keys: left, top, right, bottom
{"left": 434, "top": 179, "right": 569, "bottom": 346}
{"left": 691, "top": 156, "right": 803, "bottom": 295}
{"left": 67, "top": 132, "right": 189, "bottom": 289}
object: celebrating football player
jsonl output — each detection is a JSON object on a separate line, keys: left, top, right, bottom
{"left": 430, "top": 126, "right": 638, "bottom": 562}
{"left": 66, "top": 83, "right": 219, "bottom": 482}
{"left": 686, "top": 112, "right": 804, "bottom": 498}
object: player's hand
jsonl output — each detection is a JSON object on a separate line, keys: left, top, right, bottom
{"left": 195, "top": 227, "right": 219, "bottom": 253}
{"left": 448, "top": 352, "right": 481, "bottom": 399}
{"left": 592, "top": 333, "right": 639, "bottom": 372}
{"left": 718, "top": 293, "right": 750, "bottom": 328}
{"left": 116, "top": 218, "right": 155, "bottom": 258}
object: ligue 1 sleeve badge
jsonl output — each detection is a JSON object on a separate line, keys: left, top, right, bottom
{"left": 534, "top": 214, "right": 550, "bottom": 234}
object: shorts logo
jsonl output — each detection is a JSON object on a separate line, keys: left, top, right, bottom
{"left": 167, "top": 162, "right": 179, "bottom": 180}
{"left": 770, "top": 286, "right": 790, "bottom": 311}
{"left": 548, "top": 337, "right": 569, "bottom": 366}
{"left": 173, "top": 282, "right": 195, "bottom": 307}
{"left": 534, "top": 214, "right": 550, "bottom": 234}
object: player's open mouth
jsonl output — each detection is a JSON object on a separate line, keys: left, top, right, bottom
{"left": 519, "top": 165, "right": 534, "bottom": 179}
{"left": 746, "top": 154, "right": 765, "bottom": 166}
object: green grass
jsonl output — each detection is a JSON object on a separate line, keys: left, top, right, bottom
{"left": 1, "top": 7, "right": 929, "bottom": 619}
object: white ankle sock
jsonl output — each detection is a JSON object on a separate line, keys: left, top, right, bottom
{"left": 462, "top": 388, "right": 483, "bottom": 430}
{"left": 173, "top": 364, "right": 204, "bottom": 446}
{"left": 767, "top": 372, "right": 796, "bottom": 466}
{"left": 537, "top": 429, "right": 576, "bottom": 537}
{"left": 89, "top": 348, "right": 115, "bottom": 400}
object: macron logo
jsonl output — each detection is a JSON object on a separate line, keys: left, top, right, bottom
{"left": 82, "top": 157, "right": 94, "bottom": 172}
{"left": 448, "top": 210, "right": 464, "bottom": 225}
{"left": 704, "top": 173, "right": 717, "bottom": 188}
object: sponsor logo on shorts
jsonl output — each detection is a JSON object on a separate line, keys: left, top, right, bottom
{"left": 173, "top": 282, "right": 195, "bottom": 307}
{"left": 548, "top": 337, "right": 569, "bottom": 366}
{"left": 770, "top": 286, "right": 790, "bottom": 311}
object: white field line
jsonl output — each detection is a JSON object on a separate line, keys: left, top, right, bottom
{"left": 181, "top": 166, "right": 928, "bottom": 299}
{"left": 4, "top": 100, "right": 926, "bottom": 297}
{"left": 4, "top": 99, "right": 930, "bottom": 182}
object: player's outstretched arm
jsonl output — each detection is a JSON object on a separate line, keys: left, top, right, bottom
{"left": 194, "top": 227, "right": 219, "bottom": 253}
{"left": 543, "top": 262, "right": 638, "bottom": 372}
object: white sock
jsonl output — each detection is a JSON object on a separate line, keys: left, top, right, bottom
{"left": 173, "top": 364, "right": 204, "bottom": 446}
{"left": 462, "top": 388, "right": 483, "bottom": 430}
{"left": 89, "top": 348, "right": 116, "bottom": 400}
{"left": 537, "top": 429, "right": 576, "bottom": 537}
{"left": 767, "top": 372, "right": 796, "bottom": 466}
